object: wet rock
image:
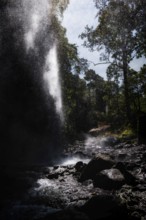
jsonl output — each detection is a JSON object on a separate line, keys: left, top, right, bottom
{"left": 100, "top": 136, "right": 119, "bottom": 147}
{"left": 0, "top": 204, "right": 61, "bottom": 220}
{"left": 80, "top": 194, "right": 128, "bottom": 219}
{"left": 74, "top": 161, "right": 84, "bottom": 172}
{"left": 138, "top": 113, "right": 146, "bottom": 144}
{"left": 79, "top": 154, "right": 115, "bottom": 182}
{"left": 133, "top": 184, "right": 146, "bottom": 192}
{"left": 42, "top": 167, "right": 51, "bottom": 175}
{"left": 46, "top": 166, "right": 69, "bottom": 179}
{"left": 116, "top": 184, "right": 146, "bottom": 219}
{"left": 82, "top": 179, "right": 93, "bottom": 186}
{"left": 93, "top": 168, "right": 125, "bottom": 190}
{"left": 131, "top": 211, "right": 142, "bottom": 219}
{"left": 1, "top": 138, "right": 146, "bottom": 220}
{"left": 39, "top": 208, "right": 89, "bottom": 220}
{"left": 47, "top": 173, "right": 59, "bottom": 179}
{"left": 114, "top": 162, "right": 137, "bottom": 186}
{"left": 117, "top": 153, "right": 127, "bottom": 161}
{"left": 53, "top": 166, "right": 59, "bottom": 170}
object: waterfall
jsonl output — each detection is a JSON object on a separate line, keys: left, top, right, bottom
{"left": 23, "top": 0, "right": 51, "bottom": 50}
{"left": 0, "top": 0, "right": 63, "bottom": 165}
{"left": 23, "top": 0, "right": 63, "bottom": 119}
{"left": 43, "top": 44, "right": 63, "bottom": 120}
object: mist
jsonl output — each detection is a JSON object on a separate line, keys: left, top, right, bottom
{"left": 0, "top": 0, "right": 63, "bottom": 166}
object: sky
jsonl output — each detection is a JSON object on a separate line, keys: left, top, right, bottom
{"left": 62, "top": 0, "right": 146, "bottom": 80}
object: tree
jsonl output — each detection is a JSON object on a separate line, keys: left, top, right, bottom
{"left": 128, "top": 65, "right": 146, "bottom": 113}
{"left": 80, "top": 0, "right": 146, "bottom": 124}
{"left": 84, "top": 69, "right": 107, "bottom": 127}
{"left": 131, "top": 0, "right": 146, "bottom": 57}
{"left": 139, "top": 65, "right": 146, "bottom": 112}
{"left": 50, "top": 15, "right": 90, "bottom": 138}
{"left": 92, "top": 0, "right": 146, "bottom": 57}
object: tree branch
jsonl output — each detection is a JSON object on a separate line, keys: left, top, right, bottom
{"left": 88, "top": 60, "right": 112, "bottom": 66}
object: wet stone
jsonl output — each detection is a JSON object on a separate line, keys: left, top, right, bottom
{"left": 79, "top": 154, "right": 115, "bottom": 182}
{"left": 1, "top": 138, "right": 146, "bottom": 220}
{"left": 93, "top": 168, "right": 125, "bottom": 190}
{"left": 114, "top": 162, "right": 137, "bottom": 186}
{"left": 74, "top": 161, "right": 84, "bottom": 172}
{"left": 47, "top": 173, "right": 59, "bottom": 179}
{"left": 117, "top": 153, "right": 127, "bottom": 161}
{"left": 80, "top": 194, "right": 129, "bottom": 220}
{"left": 53, "top": 166, "right": 59, "bottom": 170}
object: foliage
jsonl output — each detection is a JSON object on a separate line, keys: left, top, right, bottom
{"left": 50, "top": 0, "right": 146, "bottom": 139}
{"left": 119, "top": 127, "right": 135, "bottom": 139}
{"left": 80, "top": 0, "right": 146, "bottom": 126}
{"left": 50, "top": 16, "right": 89, "bottom": 139}
{"left": 51, "top": 0, "right": 70, "bottom": 16}
{"left": 92, "top": 0, "right": 146, "bottom": 58}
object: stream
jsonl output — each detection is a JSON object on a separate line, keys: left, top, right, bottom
{"left": 0, "top": 135, "right": 146, "bottom": 220}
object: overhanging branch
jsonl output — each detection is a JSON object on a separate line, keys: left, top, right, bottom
{"left": 88, "top": 59, "right": 123, "bottom": 69}
{"left": 88, "top": 60, "right": 112, "bottom": 66}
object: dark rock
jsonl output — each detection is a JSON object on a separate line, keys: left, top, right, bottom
{"left": 38, "top": 208, "right": 89, "bottom": 220}
{"left": 114, "top": 162, "right": 137, "bottom": 186}
{"left": 115, "top": 143, "right": 124, "bottom": 149}
{"left": 79, "top": 154, "right": 115, "bottom": 182}
{"left": 100, "top": 136, "right": 119, "bottom": 147}
{"left": 82, "top": 179, "right": 93, "bottom": 186}
{"left": 42, "top": 167, "right": 51, "bottom": 175}
{"left": 133, "top": 184, "right": 146, "bottom": 192}
{"left": 47, "top": 173, "right": 59, "bottom": 179}
{"left": 93, "top": 168, "right": 125, "bottom": 190}
{"left": 80, "top": 194, "right": 128, "bottom": 219}
{"left": 138, "top": 113, "right": 146, "bottom": 144}
{"left": 54, "top": 166, "right": 59, "bottom": 170}
{"left": 131, "top": 211, "right": 142, "bottom": 219}
{"left": 117, "top": 153, "right": 127, "bottom": 161}
{"left": 74, "top": 161, "right": 84, "bottom": 172}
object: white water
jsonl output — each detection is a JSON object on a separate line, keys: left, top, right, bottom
{"left": 61, "top": 157, "right": 90, "bottom": 166}
{"left": 43, "top": 44, "right": 63, "bottom": 119}
{"left": 23, "top": 0, "right": 51, "bottom": 51}
{"left": 22, "top": 0, "right": 63, "bottom": 119}
{"left": 36, "top": 178, "right": 56, "bottom": 188}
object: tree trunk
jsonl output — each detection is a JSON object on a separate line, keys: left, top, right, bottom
{"left": 122, "top": 50, "right": 131, "bottom": 123}
{"left": 137, "top": 92, "right": 141, "bottom": 112}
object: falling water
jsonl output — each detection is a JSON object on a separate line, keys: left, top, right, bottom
{"left": 0, "top": 0, "right": 63, "bottom": 164}
{"left": 7, "top": 0, "right": 63, "bottom": 118}
{"left": 22, "top": 0, "right": 63, "bottom": 119}
{"left": 23, "top": 0, "right": 51, "bottom": 50}
{"left": 43, "top": 44, "right": 63, "bottom": 120}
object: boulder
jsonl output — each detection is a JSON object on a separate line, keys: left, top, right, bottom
{"left": 79, "top": 154, "right": 114, "bottom": 182}
{"left": 47, "top": 173, "right": 59, "bottom": 179}
{"left": 80, "top": 194, "right": 128, "bottom": 219}
{"left": 138, "top": 113, "right": 146, "bottom": 144}
{"left": 38, "top": 208, "right": 89, "bottom": 220}
{"left": 114, "top": 162, "right": 137, "bottom": 186}
{"left": 74, "top": 161, "right": 84, "bottom": 172}
{"left": 93, "top": 168, "right": 125, "bottom": 190}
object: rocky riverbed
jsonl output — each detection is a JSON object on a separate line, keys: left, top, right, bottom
{"left": 0, "top": 135, "right": 146, "bottom": 219}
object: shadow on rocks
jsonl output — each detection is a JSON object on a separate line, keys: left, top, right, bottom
{"left": 79, "top": 194, "right": 130, "bottom": 220}
{"left": 38, "top": 208, "right": 89, "bottom": 220}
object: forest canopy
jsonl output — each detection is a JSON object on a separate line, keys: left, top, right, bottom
{"left": 57, "top": 0, "right": 146, "bottom": 139}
